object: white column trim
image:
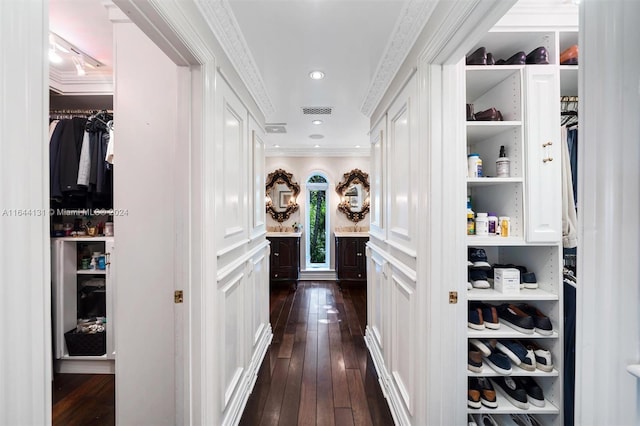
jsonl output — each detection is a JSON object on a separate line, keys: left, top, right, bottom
{"left": 0, "top": 1, "right": 50, "bottom": 424}
{"left": 576, "top": 1, "right": 640, "bottom": 425}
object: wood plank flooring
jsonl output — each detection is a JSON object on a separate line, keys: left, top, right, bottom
{"left": 51, "top": 281, "right": 392, "bottom": 426}
{"left": 240, "top": 281, "right": 394, "bottom": 426}
{"left": 52, "top": 373, "right": 115, "bottom": 426}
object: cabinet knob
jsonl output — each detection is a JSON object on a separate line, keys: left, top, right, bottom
{"left": 274, "top": 273, "right": 278, "bottom": 278}
{"left": 274, "top": 252, "right": 279, "bottom": 256}
{"left": 358, "top": 274, "right": 362, "bottom": 278}
{"left": 542, "top": 141, "right": 553, "bottom": 148}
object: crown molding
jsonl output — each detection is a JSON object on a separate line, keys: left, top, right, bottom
{"left": 195, "top": 0, "right": 275, "bottom": 117}
{"left": 265, "top": 147, "right": 371, "bottom": 158}
{"left": 360, "top": 0, "right": 435, "bottom": 117}
{"left": 49, "top": 68, "right": 114, "bottom": 95}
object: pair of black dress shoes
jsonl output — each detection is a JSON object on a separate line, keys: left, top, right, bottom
{"left": 466, "top": 46, "right": 549, "bottom": 66}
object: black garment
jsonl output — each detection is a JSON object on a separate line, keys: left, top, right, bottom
{"left": 49, "top": 120, "right": 66, "bottom": 200}
{"left": 58, "top": 118, "right": 86, "bottom": 193}
{"left": 564, "top": 280, "right": 576, "bottom": 426}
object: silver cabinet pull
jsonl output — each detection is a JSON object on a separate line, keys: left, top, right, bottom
{"left": 543, "top": 157, "right": 554, "bottom": 163}
{"left": 274, "top": 252, "right": 279, "bottom": 256}
{"left": 542, "top": 141, "right": 553, "bottom": 148}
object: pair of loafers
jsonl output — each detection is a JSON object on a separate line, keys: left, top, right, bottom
{"left": 466, "top": 46, "right": 549, "bottom": 66}
{"left": 467, "top": 104, "right": 503, "bottom": 121}
{"left": 560, "top": 44, "right": 579, "bottom": 65}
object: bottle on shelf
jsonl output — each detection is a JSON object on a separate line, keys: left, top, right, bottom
{"left": 499, "top": 216, "right": 511, "bottom": 237}
{"left": 467, "top": 196, "right": 475, "bottom": 235}
{"left": 496, "top": 145, "right": 511, "bottom": 178}
{"left": 468, "top": 153, "right": 482, "bottom": 178}
{"left": 487, "top": 212, "right": 498, "bottom": 236}
{"left": 475, "top": 212, "right": 489, "bottom": 236}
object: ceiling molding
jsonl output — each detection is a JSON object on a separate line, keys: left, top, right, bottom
{"left": 195, "top": 0, "right": 276, "bottom": 117}
{"left": 360, "top": 0, "right": 435, "bottom": 117}
{"left": 49, "top": 68, "right": 114, "bottom": 95}
{"left": 265, "top": 147, "right": 371, "bottom": 158}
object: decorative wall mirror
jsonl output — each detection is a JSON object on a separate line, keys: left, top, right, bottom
{"left": 336, "top": 169, "right": 370, "bottom": 222}
{"left": 266, "top": 169, "right": 300, "bottom": 222}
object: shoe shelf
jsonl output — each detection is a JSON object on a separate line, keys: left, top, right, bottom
{"left": 464, "top": 28, "right": 566, "bottom": 426}
{"left": 77, "top": 269, "right": 107, "bottom": 275}
{"left": 466, "top": 122, "right": 522, "bottom": 143}
{"left": 467, "top": 287, "right": 558, "bottom": 302}
{"left": 466, "top": 236, "right": 525, "bottom": 246}
{"left": 467, "top": 177, "right": 523, "bottom": 186}
{"left": 468, "top": 328, "right": 559, "bottom": 340}
{"left": 468, "top": 364, "right": 559, "bottom": 377}
{"left": 469, "top": 392, "right": 560, "bottom": 415}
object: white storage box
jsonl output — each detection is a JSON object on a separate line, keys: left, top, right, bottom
{"left": 494, "top": 268, "right": 520, "bottom": 294}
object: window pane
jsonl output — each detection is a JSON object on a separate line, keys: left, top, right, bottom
{"left": 309, "top": 189, "right": 326, "bottom": 264}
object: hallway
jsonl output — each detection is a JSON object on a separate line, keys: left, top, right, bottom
{"left": 240, "top": 282, "right": 393, "bottom": 426}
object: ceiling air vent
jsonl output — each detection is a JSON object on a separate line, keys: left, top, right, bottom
{"left": 265, "top": 123, "right": 287, "bottom": 134}
{"left": 302, "top": 106, "right": 333, "bottom": 115}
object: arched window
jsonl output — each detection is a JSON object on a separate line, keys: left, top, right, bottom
{"left": 305, "top": 173, "right": 330, "bottom": 269}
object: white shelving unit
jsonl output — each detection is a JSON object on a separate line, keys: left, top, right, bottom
{"left": 465, "top": 30, "right": 565, "bottom": 426}
{"left": 51, "top": 236, "right": 115, "bottom": 374}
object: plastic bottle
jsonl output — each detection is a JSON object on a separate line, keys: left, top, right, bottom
{"left": 496, "top": 145, "right": 510, "bottom": 178}
{"left": 468, "top": 154, "right": 482, "bottom": 178}
{"left": 467, "top": 196, "right": 475, "bottom": 235}
{"left": 487, "top": 212, "right": 498, "bottom": 235}
{"left": 475, "top": 212, "right": 489, "bottom": 236}
{"left": 499, "top": 216, "right": 511, "bottom": 237}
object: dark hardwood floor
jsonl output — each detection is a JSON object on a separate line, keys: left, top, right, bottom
{"left": 52, "top": 373, "right": 115, "bottom": 426}
{"left": 240, "top": 281, "right": 394, "bottom": 426}
{"left": 52, "top": 281, "right": 392, "bottom": 426}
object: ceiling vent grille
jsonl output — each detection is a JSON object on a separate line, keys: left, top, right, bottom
{"left": 302, "top": 106, "right": 332, "bottom": 115}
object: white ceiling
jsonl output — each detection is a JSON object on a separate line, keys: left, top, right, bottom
{"left": 49, "top": 0, "right": 428, "bottom": 154}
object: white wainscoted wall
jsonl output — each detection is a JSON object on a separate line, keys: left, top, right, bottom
{"left": 109, "top": 2, "right": 272, "bottom": 425}
{"left": 266, "top": 155, "right": 370, "bottom": 277}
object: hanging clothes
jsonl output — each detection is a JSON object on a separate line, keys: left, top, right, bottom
{"left": 567, "top": 127, "right": 578, "bottom": 206}
{"left": 561, "top": 126, "right": 578, "bottom": 248}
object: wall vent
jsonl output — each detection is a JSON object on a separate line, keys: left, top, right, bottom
{"left": 265, "top": 123, "right": 287, "bottom": 134}
{"left": 302, "top": 106, "right": 333, "bottom": 115}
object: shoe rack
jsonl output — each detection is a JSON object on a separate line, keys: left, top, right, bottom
{"left": 465, "top": 30, "right": 570, "bottom": 426}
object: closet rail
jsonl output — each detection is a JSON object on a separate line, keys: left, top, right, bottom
{"left": 50, "top": 109, "right": 114, "bottom": 120}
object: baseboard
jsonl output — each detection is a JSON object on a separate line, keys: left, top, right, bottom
{"left": 298, "top": 270, "right": 336, "bottom": 281}
{"left": 54, "top": 358, "right": 115, "bottom": 374}
{"left": 223, "top": 325, "right": 273, "bottom": 425}
{"left": 364, "top": 327, "right": 410, "bottom": 426}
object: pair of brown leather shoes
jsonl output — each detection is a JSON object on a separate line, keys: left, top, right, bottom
{"left": 560, "top": 44, "right": 578, "bottom": 65}
{"left": 466, "top": 47, "right": 495, "bottom": 65}
{"left": 468, "top": 46, "right": 549, "bottom": 65}
{"left": 469, "top": 107, "right": 503, "bottom": 121}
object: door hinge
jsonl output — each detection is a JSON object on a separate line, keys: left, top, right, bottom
{"left": 449, "top": 291, "right": 458, "bottom": 304}
{"left": 174, "top": 290, "right": 184, "bottom": 303}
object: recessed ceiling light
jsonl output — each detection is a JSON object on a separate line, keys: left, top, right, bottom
{"left": 312, "top": 120, "right": 323, "bottom": 125}
{"left": 314, "top": 144, "right": 320, "bottom": 148}
{"left": 309, "top": 71, "right": 325, "bottom": 80}
{"left": 309, "top": 134, "right": 324, "bottom": 139}
{"left": 355, "top": 145, "right": 361, "bottom": 148}
{"left": 273, "top": 144, "right": 280, "bottom": 148}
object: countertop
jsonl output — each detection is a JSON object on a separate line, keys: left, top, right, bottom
{"left": 266, "top": 232, "right": 303, "bottom": 237}
{"left": 334, "top": 231, "right": 369, "bottom": 238}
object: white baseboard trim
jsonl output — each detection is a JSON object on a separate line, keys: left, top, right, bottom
{"left": 223, "top": 326, "right": 273, "bottom": 425}
{"left": 364, "top": 327, "right": 410, "bottom": 426}
{"left": 54, "top": 358, "right": 115, "bottom": 374}
{"left": 298, "top": 270, "right": 337, "bottom": 281}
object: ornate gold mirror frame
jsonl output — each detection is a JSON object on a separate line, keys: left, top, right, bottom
{"left": 266, "top": 169, "right": 301, "bottom": 222}
{"left": 336, "top": 168, "right": 370, "bottom": 222}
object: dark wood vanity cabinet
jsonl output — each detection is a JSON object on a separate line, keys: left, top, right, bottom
{"left": 267, "top": 236, "right": 300, "bottom": 286}
{"left": 335, "top": 235, "right": 368, "bottom": 285}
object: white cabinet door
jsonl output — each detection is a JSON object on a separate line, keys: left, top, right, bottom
{"left": 105, "top": 239, "right": 116, "bottom": 359}
{"left": 525, "top": 66, "right": 562, "bottom": 243}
